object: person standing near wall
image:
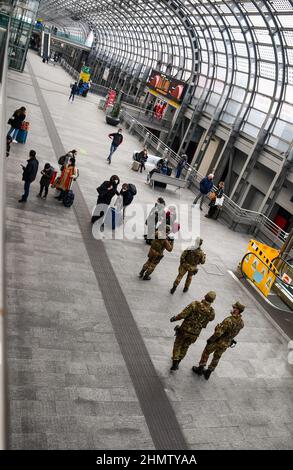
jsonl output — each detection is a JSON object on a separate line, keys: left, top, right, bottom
{"left": 192, "top": 174, "right": 214, "bottom": 210}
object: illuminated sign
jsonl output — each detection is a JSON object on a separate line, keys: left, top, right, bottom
{"left": 147, "top": 69, "right": 187, "bottom": 103}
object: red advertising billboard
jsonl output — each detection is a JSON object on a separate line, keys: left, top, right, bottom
{"left": 147, "top": 69, "right": 187, "bottom": 103}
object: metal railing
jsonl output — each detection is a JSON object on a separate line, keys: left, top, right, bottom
{"left": 121, "top": 105, "right": 170, "bottom": 130}
{"left": 59, "top": 59, "right": 289, "bottom": 247}
{"left": 120, "top": 110, "right": 289, "bottom": 247}
{"left": 60, "top": 60, "right": 141, "bottom": 105}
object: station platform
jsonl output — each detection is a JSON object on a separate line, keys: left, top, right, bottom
{"left": 5, "top": 51, "right": 293, "bottom": 450}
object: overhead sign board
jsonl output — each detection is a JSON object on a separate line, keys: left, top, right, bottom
{"left": 147, "top": 69, "right": 187, "bottom": 104}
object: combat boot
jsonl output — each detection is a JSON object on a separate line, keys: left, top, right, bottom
{"left": 183, "top": 286, "right": 189, "bottom": 293}
{"left": 170, "top": 285, "right": 177, "bottom": 294}
{"left": 170, "top": 360, "right": 180, "bottom": 371}
{"left": 192, "top": 365, "right": 204, "bottom": 376}
{"left": 203, "top": 369, "right": 212, "bottom": 380}
{"left": 139, "top": 269, "right": 144, "bottom": 278}
{"left": 143, "top": 274, "right": 151, "bottom": 280}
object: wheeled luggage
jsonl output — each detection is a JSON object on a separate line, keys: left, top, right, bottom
{"left": 63, "top": 190, "right": 75, "bottom": 208}
{"left": 131, "top": 161, "right": 140, "bottom": 171}
{"left": 16, "top": 129, "right": 28, "bottom": 144}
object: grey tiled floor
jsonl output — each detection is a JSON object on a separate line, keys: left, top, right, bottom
{"left": 5, "top": 51, "right": 293, "bottom": 449}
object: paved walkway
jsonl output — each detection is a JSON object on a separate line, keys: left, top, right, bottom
{"left": 5, "top": 51, "right": 293, "bottom": 450}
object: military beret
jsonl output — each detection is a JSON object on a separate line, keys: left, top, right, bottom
{"left": 233, "top": 301, "right": 245, "bottom": 312}
{"left": 205, "top": 291, "right": 216, "bottom": 303}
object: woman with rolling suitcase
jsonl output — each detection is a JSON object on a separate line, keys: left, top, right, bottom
{"left": 7, "top": 106, "right": 26, "bottom": 143}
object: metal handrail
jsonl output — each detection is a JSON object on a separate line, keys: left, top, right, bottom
{"left": 58, "top": 61, "right": 289, "bottom": 246}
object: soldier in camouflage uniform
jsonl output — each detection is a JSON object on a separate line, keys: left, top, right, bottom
{"left": 170, "top": 237, "right": 206, "bottom": 294}
{"left": 169, "top": 291, "right": 216, "bottom": 371}
{"left": 139, "top": 225, "right": 174, "bottom": 280}
{"left": 192, "top": 301, "right": 245, "bottom": 380}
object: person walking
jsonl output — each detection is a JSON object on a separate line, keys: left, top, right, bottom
{"left": 69, "top": 82, "right": 78, "bottom": 102}
{"left": 170, "top": 237, "right": 206, "bottom": 294}
{"left": 107, "top": 129, "right": 123, "bottom": 164}
{"left": 91, "top": 175, "right": 120, "bottom": 229}
{"left": 37, "top": 163, "right": 54, "bottom": 199}
{"left": 176, "top": 154, "right": 188, "bottom": 179}
{"left": 192, "top": 174, "right": 214, "bottom": 210}
{"left": 169, "top": 291, "right": 216, "bottom": 371}
{"left": 7, "top": 106, "right": 26, "bottom": 143}
{"left": 136, "top": 147, "right": 148, "bottom": 173}
{"left": 139, "top": 226, "right": 174, "bottom": 280}
{"left": 205, "top": 181, "right": 225, "bottom": 219}
{"left": 55, "top": 157, "right": 78, "bottom": 201}
{"left": 18, "top": 150, "right": 39, "bottom": 203}
{"left": 192, "top": 301, "right": 245, "bottom": 380}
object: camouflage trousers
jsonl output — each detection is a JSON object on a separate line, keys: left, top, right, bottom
{"left": 199, "top": 342, "right": 227, "bottom": 371}
{"left": 142, "top": 256, "right": 161, "bottom": 276}
{"left": 172, "top": 330, "right": 200, "bottom": 361}
{"left": 173, "top": 265, "right": 197, "bottom": 289}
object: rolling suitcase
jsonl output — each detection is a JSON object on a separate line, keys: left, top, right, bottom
{"left": 16, "top": 129, "right": 28, "bottom": 144}
{"left": 63, "top": 190, "right": 75, "bottom": 208}
{"left": 131, "top": 161, "right": 140, "bottom": 171}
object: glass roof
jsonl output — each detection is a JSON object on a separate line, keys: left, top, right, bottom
{"left": 38, "top": 0, "right": 293, "bottom": 153}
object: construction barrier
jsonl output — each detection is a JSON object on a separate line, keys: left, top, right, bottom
{"left": 241, "top": 239, "right": 280, "bottom": 297}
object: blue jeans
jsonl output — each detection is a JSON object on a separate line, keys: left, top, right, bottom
{"left": 22, "top": 180, "right": 31, "bottom": 201}
{"left": 69, "top": 92, "right": 76, "bottom": 101}
{"left": 176, "top": 168, "right": 182, "bottom": 178}
{"left": 8, "top": 127, "right": 19, "bottom": 140}
{"left": 107, "top": 143, "right": 118, "bottom": 163}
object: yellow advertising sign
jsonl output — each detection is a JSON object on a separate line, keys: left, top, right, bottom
{"left": 242, "top": 239, "right": 279, "bottom": 297}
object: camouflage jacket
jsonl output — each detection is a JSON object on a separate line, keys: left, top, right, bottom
{"left": 208, "top": 314, "right": 244, "bottom": 347}
{"left": 149, "top": 232, "right": 174, "bottom": 259}
{"left": 174, "top": 300, "right": 215, "bottom": 336}
{"left": 180, "top": 248, "right": 206, "bottom": 272}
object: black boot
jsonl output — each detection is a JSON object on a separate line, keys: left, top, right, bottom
{"left": 203, "top": 369, "right": 212, "bottom": 380}
{"left": 143, "top": 274, "right": 151, "bottom": 280}
{"left": 183, "top": 286, "right": 189, "bottom": 293}
{"left": 192, "top": 365, "right": 204, "bottom": 376}
{"left": 170, "top": 360, "right": 180, "bottom": 371}
{"left": 170, "top": 285, "right": 177, "bottom": 294}
{"left": 139, "top": 269, "right": 144, "bottom": 278}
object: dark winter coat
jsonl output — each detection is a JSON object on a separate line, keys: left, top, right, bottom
{"left": 97, "top": 181, "right": 119, "bottom": 205}
{"left": 40, "top": 167, "right": 54, "bottom": 187}
{"left": 10, "top": 111, "right": 26, "bottom": 130}
{"left": 109, "top": 133, "right": 123, "bottom": 147}
{"left": 121, "top": 189, "right": 134, "bottom": 208}
{"left": 199, "top": 176, "right": 213, "bottom": 195}
{"left": 22, "top": 157, "right": 39, "bottom": 183}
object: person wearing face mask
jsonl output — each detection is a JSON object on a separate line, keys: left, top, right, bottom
{"left": 91, "top": 175, "right": 120, "bottom": 229}
{"left": 107, "top": 128, "right": 123, "bottom": 164}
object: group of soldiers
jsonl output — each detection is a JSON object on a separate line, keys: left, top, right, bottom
{"left": 138, "top": 224, "right": 245, "bottom": 380}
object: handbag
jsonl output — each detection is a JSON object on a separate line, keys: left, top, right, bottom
{"left": 215, "top": 196, "right": 224, "bottom": 207}
{"left": 208, "top": 191, "right": 217, "bottom": 201}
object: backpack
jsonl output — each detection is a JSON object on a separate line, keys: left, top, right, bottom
{"left": 128, "top": 183, "right": 137, "bottom": 195}
{"left": 63, "top": 190, "right": 75, "bottom": 208}
{"left": 58, "top": 154, "right": 67, "bottom": 166}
